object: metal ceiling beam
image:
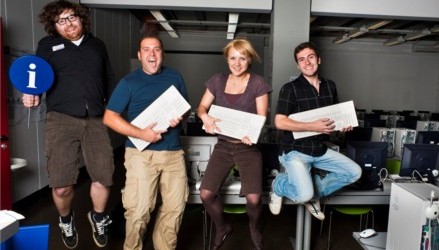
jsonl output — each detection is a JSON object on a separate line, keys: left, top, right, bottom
{"left": 80, "top": 0, "right": 272, "bottom": 13}
{"left": 333, "top": 33, "right": 350, "bottom": 44}
{"left": 311, "top": 0, "right": 439, "bottom": 21}
{"left": 313, "top": 26, "right": 432, "bottom": 36}
{"left": 166, "top": 20, "right": 270, "bottom": 28}
{"left": 337, "top": 20, "right": 393, "bottom": 43}
{"left": 405, "top": 28, "right": 432, "bottom": 41}
{"left": 384, "top": 36, "right": 405, "bottom": 46}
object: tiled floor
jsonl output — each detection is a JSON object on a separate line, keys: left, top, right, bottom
{"left": 12, "top": 148, "right": 390, "bottom": 250}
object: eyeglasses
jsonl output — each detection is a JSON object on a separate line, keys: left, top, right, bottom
{"left": 56, "top": 15, "right": 77, "bottom": 25}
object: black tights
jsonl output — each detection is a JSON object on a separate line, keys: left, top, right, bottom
{"left": 200, "top": 189, "right": 263, "bottom": 244}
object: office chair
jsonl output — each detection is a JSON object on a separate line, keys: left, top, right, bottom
{"left": 320, "top": 205, "right": 374, "bottom": 250}
{"left": 386, "top": 158, "right": 401, "bottom": 175}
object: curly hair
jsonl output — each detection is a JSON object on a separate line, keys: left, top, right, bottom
{"left": 39, "top": 0, "right": 90, "bottom": 36}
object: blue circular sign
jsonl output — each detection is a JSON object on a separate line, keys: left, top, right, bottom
{"left": 8, "top": 55, "right": 54, "bottom": 95}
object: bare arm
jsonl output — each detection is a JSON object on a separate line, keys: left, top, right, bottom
{"left": 256, "top": 94, "right": 269, "bottom": 116}
{"left": 197, "top": 89, "right": 220, "bottom": 134}
{"left": 103, "top": 109, "right": 166, "bottom": 143}
{"left": 274, "top": 114, "right": 335, "bottom": 135}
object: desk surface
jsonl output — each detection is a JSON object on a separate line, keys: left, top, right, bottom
{"left": 187, "top": 180, "right": 392, "bottom": 205}
{"left": 320, "top": 182, "right": 391, "bottom": 205}
{"left": 353, "top": 232, "right": 387, "bottom": 250}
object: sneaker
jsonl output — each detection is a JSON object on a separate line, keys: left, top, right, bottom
{"left": 87, "top": 211, "right": 112, "bottom": 248}
{"left": 269, "top": 180, "right": 283, "bottom": 215}
{"left": 59, "top": 213, "right": 78, "bottom": 249}
{"left": 305, "top": 200, "right": 325, "bottom": 220}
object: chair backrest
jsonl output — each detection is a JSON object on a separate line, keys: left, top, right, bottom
{"left": 333, "top": 206, "right": 372, "bottom": 215}
{"left": 386, "top": 158, "right": 401, "bottom": 175}
{"left": 223, "top": 204, "right": 246, "bottom": 214}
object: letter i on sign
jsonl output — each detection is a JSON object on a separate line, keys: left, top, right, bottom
{"left": 27, "top": 63, "right": 37, "bottom": 89}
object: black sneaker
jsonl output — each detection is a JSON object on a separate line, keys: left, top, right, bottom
{"left": 87, "top": 211, "right": 112, "bottom": 247}
{"left": 59, "top": 213, "right": 78, "bottom": 249}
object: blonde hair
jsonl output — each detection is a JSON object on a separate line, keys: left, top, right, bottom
{"left": 223, "top": 38, "right": 261, "bottom": 64}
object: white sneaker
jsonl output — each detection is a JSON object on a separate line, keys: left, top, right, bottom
{"left": 269, "top": 181, "right": 282, "bottom": 215}
{"left": 304, "top": 200, "right": 325, "bottom": 220}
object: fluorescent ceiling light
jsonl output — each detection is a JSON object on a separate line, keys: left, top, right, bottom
{"left": 366, "top": 20, "right": 392, "bottom": 30}
{"left": 348, "top": 26, "right": 368, "bottom": 38}
{"left": 227, "top": 13, "right": 239, "bottom": 40}
{"left": 405, "top": 28, "right": 432, "bottom": 41}
{"left": 333, "top": 33, "right": 350, "bottom": 44}
{"left": 384, "top": 36, "right": 405, "bottom": 46}
{"left": 150, "top": 10, "right": 179, "bottom": 38}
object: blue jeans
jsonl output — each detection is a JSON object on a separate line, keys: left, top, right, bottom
{"left": 273, "top": 149, "right": 361, "bottom": 203}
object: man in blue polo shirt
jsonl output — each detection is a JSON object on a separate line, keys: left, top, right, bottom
{"left": 103, "top": 34, "right": 189, "bottom": 250}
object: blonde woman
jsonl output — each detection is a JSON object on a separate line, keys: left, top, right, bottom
{"left": 197, "top": 38, "right": 272, "bottom": 250}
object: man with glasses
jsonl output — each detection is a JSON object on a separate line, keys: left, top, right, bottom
{"left": 22, "top": 1, "right": 116, "bottom": 248}
{"left": 269, "top": 42, "right": 362, "bottom": 220}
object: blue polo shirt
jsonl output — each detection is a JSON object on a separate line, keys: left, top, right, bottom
{"left": 107, "top": 66, "right": 189, "bottom": 151}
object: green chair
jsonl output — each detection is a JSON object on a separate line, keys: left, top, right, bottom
{"left": 386, "top": 158, "right": 401, "bottom": 175}
{"left": 321, "top": 205, "right": 374, "bottom": 250}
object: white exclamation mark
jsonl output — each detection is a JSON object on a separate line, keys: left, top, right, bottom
{"left": 27, "top": 63, "right": 37, "bottom": 89}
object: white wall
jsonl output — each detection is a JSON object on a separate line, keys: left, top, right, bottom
{"left": 314, "top": 38, "right": 439, "bottom": 112}
{"left": 312, "top": 0, "right": 439, "bottom": 20}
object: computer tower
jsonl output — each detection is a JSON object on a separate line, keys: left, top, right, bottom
{"left": 394, "top": 128, "right": 417, "bottom": 157}
{"left": 386, "top": 183, "right": 439, "bottom": 250}
{"left": 180, "top": 136, "right": 218, "bottom": 183}
{"left": 371, "top": 127, "right": 395, "bottom": 157}
{"left": 416, "top": 121, "right": 439, "bottom": 131}
{"left": 381, "top": 115, "right": 403, "bottom": 128}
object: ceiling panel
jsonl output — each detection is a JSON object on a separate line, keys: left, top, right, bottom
{"left": 131, "top": 9, "right": 439, "bottom": 47}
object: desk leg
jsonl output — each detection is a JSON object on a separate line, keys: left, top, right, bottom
{"left": 202, "top": 209, "right": 210, "bottom": 250}
{"left": 295, "top": 205, "right": 304, "bottom": 250}
{"left": 303, "top": 209, "right": 311, "bottom": 250}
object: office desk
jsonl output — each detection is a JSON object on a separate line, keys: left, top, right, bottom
{"left": 187, "top": 181, "right": 391, "bottom": 250}
{"left": 297, "top": 181, "right": 391, "bottom": 250}
{"left": 353, "top": 232, "right": 387, "bottom": 250}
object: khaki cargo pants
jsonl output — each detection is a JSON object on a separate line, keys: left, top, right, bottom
{"left": 123, "top": 148, "right": 189, "bottom": 250}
